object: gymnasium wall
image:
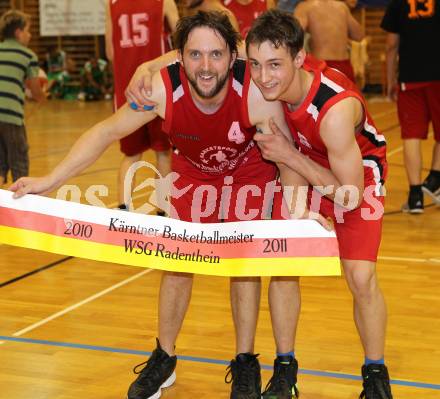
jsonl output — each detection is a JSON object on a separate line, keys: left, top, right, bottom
{"left": 2, "top": 0, "right": 387, "bottom": 87}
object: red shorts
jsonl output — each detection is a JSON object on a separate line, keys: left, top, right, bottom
{"left": 170, "top": 149, "right": 286, "bottom": 223}
{"left": 325, "top": 59, "right": 356, "bottom": 83}
{"left": 114, "top": 89, "right": 171, "bottom": 156}
{"left": 397, "top": 81, "right": 440, "bottom": 141}
{"left": 119, "top": 118, "right": 171, "bottom": 156}
{"left": 308, "top": 185, "right": 384, "bottom": 262}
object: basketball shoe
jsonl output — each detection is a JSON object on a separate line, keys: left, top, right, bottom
{"left": 225, "top": 353, "right": 261, "bottom": 399}
{"left": 359, "top": 364, "right": 393, "bottom": 399}
{"left": 262, "top": 355, "right": 299, "bottom": 399}
{"left": 127, "top": 338, "right": 176, "bottom": 399}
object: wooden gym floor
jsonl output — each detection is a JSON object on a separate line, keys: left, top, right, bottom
{"left": 0, "top": 99, "right": 439, "bottom": 398}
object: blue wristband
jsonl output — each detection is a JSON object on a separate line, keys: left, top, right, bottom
{"left": 129, "top": 102, "right": 154, "bottom": 111}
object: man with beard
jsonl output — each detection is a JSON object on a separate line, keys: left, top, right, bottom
{"left": 11, "top": 11, "right": 316, "bottom": 399}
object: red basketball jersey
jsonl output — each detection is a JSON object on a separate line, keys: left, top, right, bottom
{"left": 161, "top": 59, "right": 262, "bottom": 175}
{"left": 110, "top": 0, "right": 164, "bottom": 108}
{"left": 223, "top": 0, "right": 268, "bottom": 38}
{"left": 283, "top": 56, "right": 388, "bottom": 194}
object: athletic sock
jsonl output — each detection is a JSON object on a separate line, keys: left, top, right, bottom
{"left": 277, "top": 351, "right": 295, "bottom": 363}
{"left": 364, "top": 356, "right": 385, "bottom": 366}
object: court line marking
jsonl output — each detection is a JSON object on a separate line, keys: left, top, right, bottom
{"left": 0, "top": 256, "right": 73, "bottom": 288}
{"left": 387, "top": 146, "right": 403, "bottom": 158}
{"left": 0, "top": 335, "right": 438, "bottom": 391}
{"left": 0, "top": 268, "right": 154, "bottom": 346}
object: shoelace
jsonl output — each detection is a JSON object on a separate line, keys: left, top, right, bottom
{"left": 132, "top": 357, "right": 164, "bottom": 388}
{"left": 224, "top": 363, "right": 234, "bottom": 384}
{"left": 133, "top": 361, "right": 148, "bottom": 374}
{"left": 225, "top": 360, "right": 257, "bottom": 393}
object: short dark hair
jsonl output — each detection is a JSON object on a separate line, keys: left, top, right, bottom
{"left": 174, "top": 11, "right": 241, "bottom": 55}
{"left": 246, "top": 10, "right": 304, "bottom": 59}
{"left": 0, "top": 10, "right": 29, "bottom": 40}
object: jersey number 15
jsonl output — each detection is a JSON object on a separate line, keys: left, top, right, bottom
{"left": 119, "top": 13, "right": 150, "bottom": 48}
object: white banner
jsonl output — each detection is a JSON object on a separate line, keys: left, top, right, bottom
{"left": 0, "top": 190, "right": 340, "bottom": 277}
{"left": 39, "top": 0, "right": 106, "bottom": 36}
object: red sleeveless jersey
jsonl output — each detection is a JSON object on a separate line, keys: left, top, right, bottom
{"left": 222, "top": 0, "right": 268, "bottom": 38}
{"left": 284, "top": 56, "right": 388, "bottom": 195}
{"left": 110, "top": 0, "right": 164, "bottom": 108}
{"left": 160, "top": 59, "right": 261, "bottom": 175}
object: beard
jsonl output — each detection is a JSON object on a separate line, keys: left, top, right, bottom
{"left": 185, "top": 68, "right": 230, "bottom": 99}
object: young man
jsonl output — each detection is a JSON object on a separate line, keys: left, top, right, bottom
{"left": 246, "top": 10, "right": 391, "bottom": 399}
{"left": 294, "top": 0, "right": 364, "bottom": 83}
{"left": 11, "top": 11, "right": 307, "bottom": 399}
{"left": 381, "top": 0, "right": 440, "bottom": 213}
{"left": 0, "top": 10, "right": 45, "bottom": 187}
{"left": 105, "top": 0, "right": 179, "bottom": 213}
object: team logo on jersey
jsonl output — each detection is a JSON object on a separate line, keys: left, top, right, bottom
{"left": 297, "top": 131, "right": 312, "bottom": 149}
{"left": 200, "top": 146, "right": 238, "bottom": 166}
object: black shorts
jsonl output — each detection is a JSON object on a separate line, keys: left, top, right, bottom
{"left": 0, "top": 121, "right": 29, "bottom": 183}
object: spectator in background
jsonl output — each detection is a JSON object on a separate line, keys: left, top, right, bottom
{"left": 222, "top": 0, "right": 275, "bottom": 38}
{"left": 382, "top": 0, "right": 440, "bottom": 213}
{"left": 78, "top": 57, "right": 112, "bottom": 101}
{"left": 45, "top": 45, "right": 70, "bottom": 98}
{"left": 106, "top": 0, "right": 179, "bottom": 213}
{"left": 180, "top": 0, "right": 240, "bottom": 32}
{"left": 294, "top": 0, "right": 364, "bottom": 83}
{"left": 277, "top": 0, "right": 300, "bottom": 13}
{"left": 0, "top": 9, "right": 45, "bottom": 187}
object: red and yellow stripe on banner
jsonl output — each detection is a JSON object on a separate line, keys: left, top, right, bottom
{"left": 0, "top": 189, "right": 340, "bottom": 276}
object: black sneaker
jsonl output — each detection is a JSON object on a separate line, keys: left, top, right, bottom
{"left": 127, "top": 338, "right": 177, "bottom": 399}
{"left": 402, "top": 186, "right": 424, "bottom": 214}
{"left": 262, "top": 356, "right": 299, "bottom": 399}
{"left": 359, "top": 364, "right": 393, "bottom": 399}
{"left": 225, "top": 353, "right": 261, "bottom": 399}
{"left": 422, "top": 172, "right": 440, "bottom": 203}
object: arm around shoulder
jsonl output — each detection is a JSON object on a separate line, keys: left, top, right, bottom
{"left": 125, "top": 50, "right": 178, "bottom": 106}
